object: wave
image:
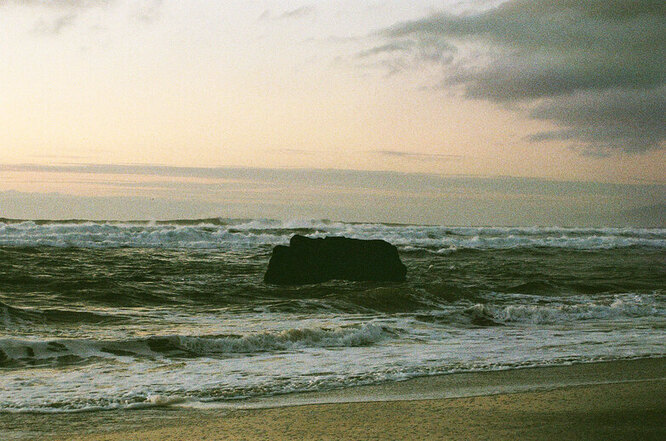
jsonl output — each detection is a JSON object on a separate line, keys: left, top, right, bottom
{"left": 0, "top": 323, "right": 394, "bottom": 368}
{"left": 0, "top": 220, "right": 663, "bottom": 250}
{"left": 465, "top": 293, "right": 664, "bottom": 325}
{"left": 0, "top": 301, "right": 125, "bottom": 328}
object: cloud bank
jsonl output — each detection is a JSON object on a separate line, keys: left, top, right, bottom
{"left": 370, "top": 0, "right": 665, "bottom": 155}
{"left": 1, "top": 163, "right": 663, "bottom": 225}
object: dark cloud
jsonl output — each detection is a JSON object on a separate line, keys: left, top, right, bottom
{"left": 528, "top": 86, "right": 666, "bottom": 155}
{"left": 369, "top": 0, "right": 666, "bottom": 154}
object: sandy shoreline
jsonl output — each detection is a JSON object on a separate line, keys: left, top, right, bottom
{"left": 3, "top": 358, "right": 665, "bottom": 441}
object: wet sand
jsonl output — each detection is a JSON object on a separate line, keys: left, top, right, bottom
{"left": 4, "top": 358, "right": 665, "bottom": 441}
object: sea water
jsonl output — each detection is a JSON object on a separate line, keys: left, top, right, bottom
{"left": 0, "top": 219, "right": 664, "bottom": 412}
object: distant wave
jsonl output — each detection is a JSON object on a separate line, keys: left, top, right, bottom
{"left": 0, "top": 219, "right": 663, "bottom": 250}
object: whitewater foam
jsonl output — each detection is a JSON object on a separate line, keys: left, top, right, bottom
{"left": 0, "top": 323, "right": 394, "bottom": 368}
{"left": 467, "top": 293, "right": 664, "bottom": 325}
{"left": 0, "top": 220, "right": 663, "bottom": 250}
{"left": 1, "top": 219, "right": 664, "bottom": 414}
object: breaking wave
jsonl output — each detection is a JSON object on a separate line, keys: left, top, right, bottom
{"left": 0, "top": 323, "right": 394, "bottom": 368}
{"left": 466, "top": 293, "right": 664, "bottom": 325}
{"left": 1, "top": 218, "right": 664, "bottom": 415}
{"left": 0, "top": 219, "right": 663, "bottom": 250}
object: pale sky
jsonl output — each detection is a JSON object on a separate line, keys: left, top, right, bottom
{"left": 0, "top": 1, "right": 664, "bottom": 225}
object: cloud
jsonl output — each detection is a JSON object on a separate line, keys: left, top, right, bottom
{"left": 372, "top": 150, "right": 464, "bottom": 162}
{"left": 132, "top": 0, "right": 162, "bottom": 23}
{"left": 2, "top": 163, "right": 663, "bottom": 225}
{"left": 0, "top": 0, "right": 112, "bottom": 9}
{"left": 270, "top": 149, "right": 315, "bottom": 155}
{"left": 369, "top": 0, "right": 666, "bottom": 155}
{"left": 5, "top": 163, "right": 663, "bottom": 196}
{"left": 3, "top": 0, "right": 162, "bottom": 33}
{"left": 257, "top": 9, "right": 271, "bottom": 21}
{"left": 33, "top": 13, "right": 76, "bottom": 35}
{"left": 357, "top": 41, "right": 414, "bottom": 58}
{"left": 527, "top": 86, "right": 666, "bottom": 155}
{"left": 257, "top": 6, "right": 315, "bottom": 22}
{"left": 279, "top": 6, "right": 315, "bottom": 20}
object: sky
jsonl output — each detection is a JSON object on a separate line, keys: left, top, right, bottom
{"left": 0, "top": 0, "right": 664, "bottom": 225}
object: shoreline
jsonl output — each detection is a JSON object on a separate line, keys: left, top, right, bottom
{"left": 220, "top": 356, "right": 666, "bottom": 410}
{"left": 2, "top": 357, "right": 664, "bottom": 440}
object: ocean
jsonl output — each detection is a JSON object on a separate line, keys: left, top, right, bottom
{"left": 0, "top": 219, "right": 664, "bottom": 413}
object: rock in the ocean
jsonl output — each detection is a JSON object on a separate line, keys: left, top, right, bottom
{"left": 264, "top": 235, "right": 407, "bottom": 284}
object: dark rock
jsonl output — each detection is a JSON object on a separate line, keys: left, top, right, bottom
{"left": 264, "top": 235, "right": 407, "bottom": 284}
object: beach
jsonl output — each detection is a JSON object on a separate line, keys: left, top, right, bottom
{"left": 1, "top": 221, "right": 664, "bottom": 439}
{"left": 3, "top": 358, "right": 664, "bottom": 440}
{"left": 4, "top": 0, "right": 664, "bottom": 438}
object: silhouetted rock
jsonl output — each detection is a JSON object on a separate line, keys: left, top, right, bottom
{"left": 264, "top": 235, "right": 407, "bottom": 284}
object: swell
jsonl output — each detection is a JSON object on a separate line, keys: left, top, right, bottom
{"left": 0, "top": 301, "right": 126, "bottom": 327}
